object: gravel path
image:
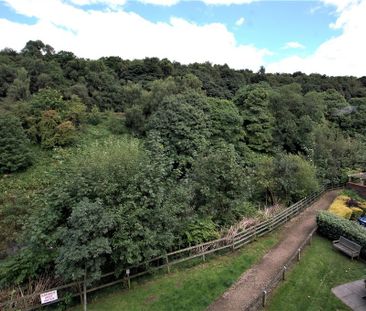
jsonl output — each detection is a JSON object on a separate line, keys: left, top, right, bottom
{"left": 207, "top": 190, "right": 340, "bottom": 311}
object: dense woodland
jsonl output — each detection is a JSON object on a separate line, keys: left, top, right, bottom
{"left": 1, "top": 40, "right": 366, "bottom": 288}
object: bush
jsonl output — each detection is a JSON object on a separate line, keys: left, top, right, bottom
{"left": 184, "top": 218, "right": 220, "bottom": 246}
{"left": 87, "top": 105, "right": 102, "bottom": 125}
{"left": 106, "top": 112, "right": 126, "bottom": 135}
{"left": 328, "top": 195, "right": 352, "bottom": 219}
{"left": 54, "top": 121, "right": 76, "bottom": 146}
{"left": 316, "top": 211, "right": 366, "bottom": 257}
{"left": 0, "top": 114, "right": 32, "bottom": 173}
{"left": 351, "top": 207, "right": 364, "bottom": 220}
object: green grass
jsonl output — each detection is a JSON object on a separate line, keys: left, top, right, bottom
{"left": 68, "top": 233, "right": 280, "bottom": 311}
{"left": 267, "top": 235, "right": 366, "bottom": 311}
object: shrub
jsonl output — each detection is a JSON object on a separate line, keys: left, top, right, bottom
{"left": 351, "top": 207, "right": 364, "bottom": 220}
{"left": 106, "top": 112, "right": 126, "bottom": 135}
{"left": 54, "top": 121, "right": 76, "bottom": 146}
{"left": 316, "top": 211, "right": 366, "bottom": 257}
{"left": 0, "top": 114, "right": 32, "bottom": 173}
{"left": 184, "top": 218, "right": 220, "bottom": 246}
{"left": 87, "top": 105, "right": 102, "bottom": 125}
{"left": 328, "top": 195, "right": 352, "bottom": 219}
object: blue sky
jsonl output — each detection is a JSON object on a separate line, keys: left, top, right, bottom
{"left": 0, "top": 0, "right": 365, "bottom": 76}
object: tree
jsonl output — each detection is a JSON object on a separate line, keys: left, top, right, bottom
{"left": 234, "top": 84, "right": 273, "bottom": 152}
{"left": 56, "top": 199, "right": 114, "bottom": 283}
{"left": 146, "top": 91, "right": 211, "bottom": 172}
{"left": 272, "top": 154, "right": 319, "bottom": 203}
{"left": 0, "top": 114, "right": 32, "bottom": 173}
{"left": 207, "top": 97, "right": 244, "bottom": 145}
{"left": 6, "top": 68, "right": 30, "bottom": 101}
{"left": 190, "top": 142, "right": 252, "bottom": 225}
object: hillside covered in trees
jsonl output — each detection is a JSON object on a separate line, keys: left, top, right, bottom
{"left": 0, "top": 40, "right": 366, "bottom": 289}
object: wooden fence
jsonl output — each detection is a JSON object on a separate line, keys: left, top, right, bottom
{"left": 0, "top": 185, "right": 339, "bottom": 311}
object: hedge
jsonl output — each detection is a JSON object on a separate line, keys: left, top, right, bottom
{"left": 316, "top": 211, "right": 366, "bottom": 258}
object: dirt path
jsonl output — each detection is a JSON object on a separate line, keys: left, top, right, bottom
{"left": 207, "top": 190, "right": 340, "bottom": 311}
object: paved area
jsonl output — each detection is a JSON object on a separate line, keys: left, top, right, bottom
{"left": 207, "top": 190, "right": 340, "bottom": 311}
{"left": 332, "top": 280, "right": 366, "bottom": 311}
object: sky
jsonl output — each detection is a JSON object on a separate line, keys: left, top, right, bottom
{"left": 0, "top": 0, "right": 365, "bottom": 76}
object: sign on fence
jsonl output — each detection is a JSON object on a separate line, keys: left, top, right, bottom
{"left": 40, "top": 290, "right": 58, "bottom": 304}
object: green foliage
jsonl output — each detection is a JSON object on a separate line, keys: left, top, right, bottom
{"left": 6, "top": 67, "right": 30, "bottom": 101}
{"left": 56, "top": 199, "right": 115, "bottom": 283}
{"left": 341, "top": 189, "right": 366, "bottom": 202}
{"left": 68, "top": 233, "right": 279, "bottom": 311}
{"left": 38, "top": 109, "right": 61, "bottom": 148}
{"left": 312, "top": 124, "right": 366, "bottom": 184}
{"left": 316, "top": 211, "right": 366, "bottom": 256}
{"left": 106, "top": 112, "right": 126, "bottom": 135}
{"left": 267, "top": 236, "right": 366, "bottom": 311}
{"left": 147, "top": 91, "right": 211, "bottom": 171}
{"left": 87, "top": 105, "right": 102, "bottom": 125}
{"left": 207, "top": 97, "right": 244, "bottom": 145}
{"left": 350, "top": 207, "right": 363, "bottom": 220}
{"left": 63, "top": 95, "right": 87, "bottom": 126}
{"left": 54, "top": 121, "right": 77, "bottom": 146}
{"left": 0, "top": 114, "right": 32, "bottom": 173}
{"left": 2, "top": 40, "right": 366, "bottom": 290}
{"left": 184, "top": 218, "right": 220, "bottom": 246}
{"left": 273, "top": 154, "right": 319, "bottom": 203}
{"left": 234, "top": 84, "right": 273, "bottom": 152}
{"left": 190, "top": 142, "right": 251, "bottom": 225}
{"left": 0, "top": 248, "right": 54, "bottom": 287}
{"left": 30, "top": 88, "right": 65, "bottom": 114}
{"left": 252, "top": 153, "right": 319, "bottom": 204}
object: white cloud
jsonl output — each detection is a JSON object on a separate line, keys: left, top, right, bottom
{"left": 69, "top": 0, "right": 126, "bottom": 6}
{"left": 68, "top": 0, "right": 255, "bottom": 6}
{"left": 0, "top": 0, "right": 269, "bottom": 71}
{"left": 321, "top": 0, "right": 359, "bottom": 12}
{"left": 137, "top": 0, "right": 180, "bottom": 5}
{"left": 202, "top": 0, "right": 255, "bottom": 4}
{"left": 235, "top": 17, "right": 245, "bottom": 26}
{"left": 283, "top": 41, "right": 305, "bottom": 49}
{"left": 267, "top": 0, "right": 366, "bottom": 76}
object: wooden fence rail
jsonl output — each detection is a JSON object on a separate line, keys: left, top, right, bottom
{"left": 0, "top": 185, "right": 340, "bottom": 311}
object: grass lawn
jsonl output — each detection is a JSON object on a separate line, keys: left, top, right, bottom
{"left": 68, "top": 232, "right": 280, "bottom": 311}
{"left": 267, "top": 235, "right": 366, "bottom": 311}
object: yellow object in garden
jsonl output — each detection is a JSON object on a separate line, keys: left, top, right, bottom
{"left": 350, "top": 207, "right": 364, "bottom": 220}
{"left": 358, "top": 201, "right": 366, "bottom": 211}
{"left": 328, "top": 196, "right": 353, "bottom": 219}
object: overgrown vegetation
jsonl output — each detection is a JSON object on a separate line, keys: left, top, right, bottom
{"left": 1, "top": 40, "right": 366, "bottom": 291}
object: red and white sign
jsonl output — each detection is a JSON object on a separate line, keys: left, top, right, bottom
{"left": 40, "top": 290, "right": 58, "bottom": 304}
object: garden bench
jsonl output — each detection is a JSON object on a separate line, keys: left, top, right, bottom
{"left": 332, "top": 236, "right": 361, "bottom": 260}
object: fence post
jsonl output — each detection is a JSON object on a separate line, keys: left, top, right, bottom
{"left": 262, "top": 290, "right": 267, "bottom": 307}
{"left": 282, "top": 266, "right": 287, "bottom": 281}
{"left": 126, "top": 269, "right": 131, "bottom": 290}
{"left": 165, "top": 255, "right": 171, "bottom": 274}
{"left": 83, "top": 274, "right": 87, "bottom": 311}
{"left": 202, "top": 253, "right": 206, "bottom": 262}
{"left": 231, "top": 238, "right": 235, "bottom": 251}
{"left": 297, "top": 248, "right": 301, "bottom": 261}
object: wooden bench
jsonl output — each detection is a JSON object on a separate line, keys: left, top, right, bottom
{"left": 333, "top": 236, "right": 362, "bottom": 260}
